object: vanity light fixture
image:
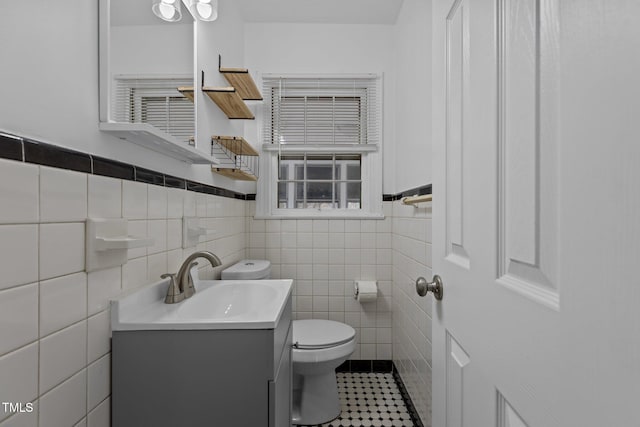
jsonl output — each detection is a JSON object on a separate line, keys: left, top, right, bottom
{"left": 185, "top": 0, "right": 219, "bottom": 22}
{"left": 152, "top": 0, "right": 183, "bottom": 22}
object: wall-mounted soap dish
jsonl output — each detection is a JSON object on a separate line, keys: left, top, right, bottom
{"left": 86, "top": 218, "right": 155, "bottom": 272}
{"left": 183, "top": 217, "right": 216, "bottom": 248}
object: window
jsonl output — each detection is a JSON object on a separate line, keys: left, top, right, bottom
{"left": 278, "top": 154, "right": 362, "bottom": 209}
{"left": 113, "top": 76, "right": 195, "bottom": 145}
{"left": 256, "top": 75, "right": 382, "bottom": 219}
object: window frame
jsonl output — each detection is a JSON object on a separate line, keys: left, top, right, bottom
{"left": 255, "top": 74, "right": 383, "bottom": 220}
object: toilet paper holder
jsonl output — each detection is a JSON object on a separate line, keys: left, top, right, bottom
{"left": 416, "top": 275, "right": 444, "bottom": 300}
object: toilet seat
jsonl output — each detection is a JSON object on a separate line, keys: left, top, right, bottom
{"left": 293, "top": 319, "right": 355, "bottom": 350}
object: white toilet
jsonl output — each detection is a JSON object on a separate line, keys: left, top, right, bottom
{"left": 222, "top": 260, "right": 356, "bottom": 425}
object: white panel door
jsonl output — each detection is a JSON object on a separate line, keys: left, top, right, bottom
{"left": 431, "top": 0, "right": 640, "bottom": 426}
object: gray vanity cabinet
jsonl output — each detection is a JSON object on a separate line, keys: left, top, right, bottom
{"left": 112, "top": 296, "right": 292, "bottom": 427}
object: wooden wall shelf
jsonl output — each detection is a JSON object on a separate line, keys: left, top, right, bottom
{"left": 219, "top": 68, "right": 263, "bottom": 101}
{"left": 212, "top": 136, "right": 259, "bottom": 156}
{"left": 211, "top": 167, "right": 257, "bottom": 181}
{"left": 178, "top": 87, "right": 195, "bottom": 102}
{"left": 211, "top": 135, "right": 259, "bottom": 181}
{"left": 203, "top": 87, "right": 254, "bottom": 119}
{"left": 218, "top": 55, "right": 262, "bottom": 101}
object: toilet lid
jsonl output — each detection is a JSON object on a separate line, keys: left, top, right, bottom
{"left": 293, "top": 320, "right": 355, "bottom": 349}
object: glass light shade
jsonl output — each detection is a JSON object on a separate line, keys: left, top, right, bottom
{"left": 189, "top": 0, "right": 218, "bottom": 21}
{"left": 152, "top": 0, "right": 183, "bottom": 22}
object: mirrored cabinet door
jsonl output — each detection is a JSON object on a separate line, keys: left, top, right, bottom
{"left": 99, "top": 0, "right": 213, "bottom": 164}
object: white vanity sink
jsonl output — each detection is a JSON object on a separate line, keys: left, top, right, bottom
{"left": 111, "top": 271, "right": 292, "bottom": 331}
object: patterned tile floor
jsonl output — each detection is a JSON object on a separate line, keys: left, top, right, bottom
{"left": 299, "top": 372, "right": 417, "bottom": 427}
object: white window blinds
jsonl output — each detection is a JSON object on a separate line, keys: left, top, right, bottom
{"left": 113, "top": 76, "right": 195, "bottom": 145}
{"left": 262, "top": 75, "right": 381, "bottom": 146}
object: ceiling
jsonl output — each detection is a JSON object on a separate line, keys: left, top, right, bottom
{"left": 110, "top": 0, "right": 405, "bottom": 27}
{"left": 236, "top": 0, "right": 404, "bottom": 24}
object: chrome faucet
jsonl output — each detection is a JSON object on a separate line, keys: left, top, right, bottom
{"left": 162, "top": 251, "right": 222, "bottom": 304}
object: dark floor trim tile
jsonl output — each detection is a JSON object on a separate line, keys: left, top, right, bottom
{"left": 335, "top": 360, "right": 350, "bottom": 373}
{"left": 24, "top": 139, "right": 92, "bottom": 173}
{"left": 0, "top": 133, "right": 24, "bottom": 161}
{"left": 372, "top": 360, "right": 393, "bottom": 372}
{"left": 335, "top": 360, "right": 394, "bottom": 373}
{"left": 349, "top": 360, "right": 373, "bottom": 372}
{"left": 392, "top": 363, "right": 425, "bottom": 427}
{"left": 135, "top": 167, "right": 165, "bottom": 186}
{"left": 92, "top": 156, "right": 135, "bottom": 181}
{"left": 245, "top": 193, "right": 257, "bottom": 201}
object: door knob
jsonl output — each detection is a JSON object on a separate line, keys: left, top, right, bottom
{"left": 416, "top": 275, "right": 444, "bottom": 300}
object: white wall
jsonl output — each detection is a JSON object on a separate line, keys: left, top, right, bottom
{"left": 111, "top": 24, "right": 193, "bottom": 76}
{"left": 0, "top": 0, "right": 246, "bottom": 193}
{"left": 244, "top": 22, "right": 396, "bottom": 193}
{"left": 394, "top": 0, "right": 433, "bottom": 192}
{"left": 195, "top": 0, "right": 256, "bottom": 194}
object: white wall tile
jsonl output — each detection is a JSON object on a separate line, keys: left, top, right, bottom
{"left": 281, "top": 220, "right": 296, "bottom": 232}
{"left": 122, "top": 181, "right": 147, "bottom": 220}
{"left": 40, "top": 273, "right": 87, "bottom": 337}
{"left": 39, "top": 223, "right": 84, "bottom": 280}
{"left": 87, "top": 397, "right": 110, "bottom": 427}
{"left": 0, "top": 159, "right": 39, "bottom": 224}
{"left": 122, "top": 257, "right": 148, "bottom": 290}
{"left": 87, "top": 311, "right": 110, "bottom": 364}
{"left": 88, "top": 175, "right": 121, "bottom": 219}
{"left": 361, "top": 220, "right": 376, "bottom": 233}
{"left": 87, "top": 355, "right": 110, "bottom": 410}
{"left": 0, "top": 343, "right": 38, "bottom": 423}
{"left": 167, "top": 219, "right": 182, "bottom": 250}
{"left": 147, "top": 220, "right": 167, "bottom": 254}
{"left": 147, "top": 185, "right": 167, "bottom": 219}
{"left": 0, "top": 400, "right": 38, "bottom": 426}
{"left": 147, "top": 252, "right": 167, "bottom": 282}
{"left": 0, "top": 225, "right": 38, "bottom": 290}
{"left": 167, "top": 248, "right": 184, "bottom": 273}
{"left": 127, "top": 220, "right": 147, "bottom": 259}
{"left": 296, "top": 232, "right": 312, "bottom": 248}
{"left": 167, "top": 188, "right": 184, "bottom": 219}
{"left": 40, "top": 166, "right": 87, "bottom": 223}
{"left": 297, "top": 220, "right": 312, "bottom": 232}
{"left": 0, "top": 283, "right": 38, "bottom": 356}
{"left": 40, "top": 321, "right": 87, "bottom": 393}
{"left": 39, "top": 370, "right": 87, "bottom": 427}
{"left": 183, "top": 191, "right": 196, "bottom": 217}
{"left": 87, "top": 267, "right": 121, "bottom": 316}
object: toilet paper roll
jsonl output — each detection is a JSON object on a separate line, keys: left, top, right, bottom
{"left": 354, "top": 280, "right": 378, "bottom": 303}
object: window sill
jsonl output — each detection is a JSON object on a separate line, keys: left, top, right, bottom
{"left": 253, "top": 212, "right": 385, "bottom": 220}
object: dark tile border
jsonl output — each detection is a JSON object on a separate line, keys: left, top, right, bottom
{"left": 24, "top": 138, "right": 92, "bottom": 173}
{"left": 135, "top": 167, "right": 165, "bottom": 186}
{"left": 1, "top": 131, "right": 432, "bottom": 204}
{"left": 164, "top": 175, "right": 187, "bottom": 190}
{"left": 383, "top": 183, "right": 433, "bottom": 202}
{"left": 0, "top": 131, "right": 250, "bottom": 200}
{"left": 0, "top": 134, "right": 24, "bottom": 161}
{"left": 392, "top": 362, "right": 425, "bottom": 427}
{"left": 92, "top": 156, "right": 135, "bottom": 180}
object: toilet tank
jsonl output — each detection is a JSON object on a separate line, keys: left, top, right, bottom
{"left": 221, "top": 259, "right": 271, "bottom": 280}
